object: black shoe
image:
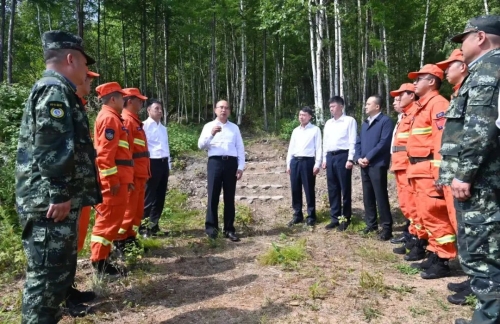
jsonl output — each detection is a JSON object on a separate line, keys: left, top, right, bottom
{"left": 390, "top": 235, "right": 407, "bottom": 244}
{"left": 378, "top": 230, "right": 393, "bottom": 241}
{"left": 455, "top": 318, "right": 471, "bottom": 324}
{"left": 225, "top": 232, "right": 240, "bottom": 242}
{"left": 337, "top": 222, "right": 350, "bottom": 232}
{"left": 92, "top": 260, "right": 127, "bottom": 276}
{"left": 325, "top": 222, "right": 339, "bottom": 230}
{"left": 448, "top": 278, "right": 471, "bottom": 293}
{"left": 67, "top": 284, "right": 96, "bottom": 305}
{"left": 404, "top": 239, "right": 427, "bottom": 261}
{"left": 410, "top": 252, "right": 436, "bottom": 269}
{"left": 306, "top": 219, "right": 316, "bottom": 227}
{"left": 420, "top": 257, "right": 451, "bottom": 279}
{"left": 207, "top": 233, "right": 218, "bottom": 240}
{"left": 393, "top": 244, "right": 407, "bottom": 255}
{"left": 447, "top": 286, "right": 473, "bottom": 305}
{"left": 65, "top": 300, "right": 94, "bottom": 318}
{"left": 287, "top": 218, "right": 304, "bottom": 227}
{"left": 361, "top": 227, "right": 377, "bottom": 234}
{"left": 151, "top": 225, "right": 168, "bottom": 237}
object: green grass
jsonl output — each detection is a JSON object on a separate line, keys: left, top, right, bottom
{"left": 363, "top": 306, "right": 382, "bottom": 322}
{"left": 356, "top": 246, "right": 398, "bottom": 263}
{"left": 465, "top": 294, "right": 477, "bottom": 309}
{"left": 258, "top": 238, "right": 308, "bottom": 269}
{"left": 409, "top": 306, "right": 429, "bottom": 317}
{"left": 159, "top": 189, "right": 202, "bottom": 233}
{"left": 395, "top": 263, "right": 420, "bottom": 275}
{"left": 359, "top": 271, "right": 386, "bottom": 293}
{"left": 0, "top": 208, "right": 25, "bottom": 284}
{"left": 309, "top": 281, "right": 328, "bottom": 300}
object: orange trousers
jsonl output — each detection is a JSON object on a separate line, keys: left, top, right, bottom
{"left": 442, "top": 185, "right": 457, "bottom": 234}
{"left": 116, "top": 177, "right": 147, "bottom": 241}
{"left": 78, "top": 206, "right": 92, "bottom": 253}
{"left": 90, "top": 184, "right": 128, "bottom": 262}
{"left": 394, "top": 170, "right": 417, "bottom": 236}
{"left": 409, "top": 177, "right": 457, "bottom": 259}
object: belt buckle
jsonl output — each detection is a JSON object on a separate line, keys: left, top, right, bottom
{"left": 222, "top": 155, "right": 229, "bottom": 160}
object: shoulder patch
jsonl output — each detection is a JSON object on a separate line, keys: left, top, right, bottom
{"left": 48, "top": 101, "right": 66, "bottom": 119}
{"left": 105, "top": 128, "right": 115, "bottom": 140}
{"left": 436, "top": 112, "right": 445, "bottom": 119}
{"left": 435, "top": 119, "right": 446, "bottom": 130}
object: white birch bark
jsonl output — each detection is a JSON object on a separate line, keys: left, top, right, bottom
{"left": 484, "top": 0, "right": 489, "bottom": 14}
{"left": 420, "top": 0, "right": 430, "bottom": 67}
{"left": 325, "top": 11, "right": 334, "bottom": 98}
{"left": 237, "top": 0, "right": 246, "bottom": 125}
{"left": 382, "top": 25, "right": 390, "bottom": 114}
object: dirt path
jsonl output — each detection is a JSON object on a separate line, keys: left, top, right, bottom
{"left": 4, "top": 138, "right": 472, "bottom": 324}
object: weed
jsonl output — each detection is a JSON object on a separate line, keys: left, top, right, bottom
{"left": 235, "top": 204, "right": 255, "bottom": 230}
{"left": 278, "top": 233, "right": 288, "bottom": 241}
{"left": 359, "top": 271, "right": 386, "bottom": 293}
{"left": 435, "top": 298, "right": 450, "bottom": 311}
{"left": 388, "top": 284, "right": 415, "bottom": 294}
{"left": 465, "top": 294, "right": 477, "bottom": 309}
{"left": 124, "top": 242, "right": 144, "bottom": 267}
{"left": 395, "top": 264, "right": 420, "bottom": 275}
{"left": 356, "top": 246, "right": 398, "bottom": 263}
{"left": 140, "top": 237, "right": 163, "bottom": 250}
{"left": 91, "top": 272, "right": 111, "bottom": 298}
{"left": 309, "top": 281, "right": 328, "bottom": 300}
{"left": 258, "top": 238, "right": 308, "bottom": 269}
{"left": 160, "top": 189, "right": 201, "bottom": 233}
{"left": 344, "top": 215, "right": 367, "bottom": 233}
{"left": 409, "top": 306, "right": 429, "bottom": 317}
{"left": 363, "top": 306, "right": 381, "bottom": 322}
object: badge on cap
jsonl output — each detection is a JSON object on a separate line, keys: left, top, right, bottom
{"left": 105, "top": 128, "right": 115, "bottom": 140}
{"left": 48, "top": 101, "right": 65, "bottom": 119}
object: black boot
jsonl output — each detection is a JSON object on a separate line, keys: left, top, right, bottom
{"left": 420, "top": 256, "right": 451, "bottom": 279}
{"left": 394, "top": 235, "right": 417, "bottom": 254}
{"left": 454, "top": 319, "right": 471, "bottom": 324}
{"left": 404, "top": 239, "right": 427, "bottom": 261}
{"left": 448, "top": 278, "right": 470, "bottom": 293}
{"left": 393, "top": 244, "right": 407, "bottom": 254}
{"left": 447, "top": 286, "right": 473, "bottom": 305}
{"left": 65, "top": 300, "right": 94, "bottom": 318}
{"left": 410, "top": 252, "right": 436, "bottom": 270}
{"left": 92, "top": 260, "right": 127, "bottom": 276}
{"left": 66, "top": 283, "right": 96, "bottom": 305}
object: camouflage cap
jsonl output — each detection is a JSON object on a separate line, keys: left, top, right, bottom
{"left": 42, "top": 30, "right": 95, "bottom": 65}
{"left": 451, "top": 15, "right": 500, "bottom": 43}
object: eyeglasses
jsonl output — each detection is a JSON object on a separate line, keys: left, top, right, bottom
{"left": 414, "top": 77, "right": 432, "bottom": 83}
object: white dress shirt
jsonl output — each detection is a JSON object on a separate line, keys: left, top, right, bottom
{"left": 198, "top": 119, "right": 245, "bottom": 170}
{"left": 322, "top": 114, "right": 357, "bottom": 161}
{"left": 286, "top": 123, "right": 322, "bottom": 169}
{"left": 143, "top": 117, "right": 171, "bottom": 168}
{"left": 390, "top": 113, "right": 403, "bottom": 154}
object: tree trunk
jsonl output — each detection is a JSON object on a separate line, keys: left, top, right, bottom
{"left": 308, "top": 1, "right": 318, "bottom": 116}
{"left": 315, "top": 0, "right": 325, "bottom": 125}
{"left": 97, "top": 0, "right": 100, "bottom": 73}
{"left": 262, "top": 29, "right": 268, "bottom": 131}
{"left": 420, "top": 0, "right": 430, "bottom": 67}
{"left": 0, "top": 0, "right": 5, "bottom": 83}
{"left": 357, "top": 0, "right": 362, "bottom": 104}
{"left": 325, "top": 10, "right": 333, "bottom": 98}
{"left": 141, "top": 0, "right": 147, "bottom": 94}
{"left": 361, "top": 8, "right": 369, "bottom": 121}
{"left": 7, "top": 0, "right": 16, "bottom": 84}
{"left": 484, "top": 0, "right": 489, "bottom": 14}
{"left": 152, "top": 3, "right": 159, "bottom": 97}
{"left": 382, "top": 25, "right": 390, "bottom": 114}
{"left": 335, "top": 0, "right": 344, "bottom": 98}
{"left": 163, "top": 9, "right": 169, "bottom": 124}
{"left": 237, "top": 0, "right": 246, "bottom": 125}
{"left": 76, "top": 0, "right": 84, "bottom": 38}
{"left": 36, "top": 4, "right": 42, "bottom": 40}
{"left": 210, "top": 4, "right": 217, "bottom": 112}
{"left": 121, "top": 8, "right": 127, "bottom": 87}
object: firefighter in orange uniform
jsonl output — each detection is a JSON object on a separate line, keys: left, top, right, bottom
{"left": 405, "top": 64, "right": 456, "bottom": 279}
{"left": 77, "top": 70, "right": 100, "bottom": 254}
{"left": 388, "top": 83, "right": 419, "bottom": 255}
{"left": 91, "top": 82, "right": 134, "bottom": 276}
{"left": 114, "top": 88, "right": 150, "bottom": 251}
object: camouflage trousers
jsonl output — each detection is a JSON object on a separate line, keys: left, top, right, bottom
{"left": 455, "top": 188, "right": 500, "bottom": 324}
{"left": 20, "top": 208, "right": 81, "bottom": 324}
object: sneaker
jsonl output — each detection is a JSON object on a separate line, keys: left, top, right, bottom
{"left": 420, "top": 256, "right": 451, "bottom": 279}
{"left": 448, "top": 278, "right": 470, "bottom": 293}
{"left": 410, "top": 252, "right": 436, "bottom": 270}
{"left": 66, "top": 284, "right": 96, "bottom": 305}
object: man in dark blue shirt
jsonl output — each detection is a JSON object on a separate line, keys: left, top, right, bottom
{"left": 355, "top": 95, "right": 394, "bottom": 240}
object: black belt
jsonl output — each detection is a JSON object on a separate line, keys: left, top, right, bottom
{"left": 209, "top": 155, "right": 237, "bottom": 161}
{"left": 151, "top": 157, "right": 169, "bottom": 162}
{"left": 328, "top": 149, "right": 348, "bottom": 155}
{"left": 293, "top": 156, "right": 314, "bottom": 160}
{"left": 392, "top": 146, "right": 407, "bottom": 152}
{"left": 115, "top": 159, "right": 134, "bottom": 167}
{"left": 133, "top": 151, "right": 150, "bottom": 159}
{"left": 409, "top": 154, "right": 433, "bottom": 165}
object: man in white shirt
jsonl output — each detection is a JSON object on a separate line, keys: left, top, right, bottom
{"left": 286, "top": 107, "right": 322, "bottom": 227}
{"left": 198, "top": 100, "right": 245, "bottom": 241}
{"left": 322, "top": 96, "right": 357, "bottom": 231}
{"left": 142, "top": 99, "right": 171, "bottom": 237}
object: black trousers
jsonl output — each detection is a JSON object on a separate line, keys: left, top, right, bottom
{"left": 290, "top": 157, "right": 316, "bottom": 220}
{"left": 360, "top": 166, "right": 393, "bottom": 231}
{"left": 206, "top": 156, "right": 238, "bottom": 235}
{"left": 143, "top": 157, "right": 169, "bottom": 228}
{"left": 326, "top": 151, "right": 352, "bottom": 222}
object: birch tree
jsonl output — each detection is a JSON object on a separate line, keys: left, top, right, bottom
{"left": 484, "top": 0, "right": 489, "bottom": 14}
{"left": 7, "top": 0, "right": 16, "bottom": 83}
{"left": 420, "top": 0, "right": 430, "bottom": 67}
{"left": 237, "top": 0, "right": 247, "bottom": 125}
{"left": 382, "top": 25, "right": 390, "bottom": 114}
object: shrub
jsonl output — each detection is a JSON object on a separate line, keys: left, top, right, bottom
{"left": 167, "top": 123, "right": 200, "bottom": 158}
{"left": 278, "top": 118, "right": 299, "bottom": 141}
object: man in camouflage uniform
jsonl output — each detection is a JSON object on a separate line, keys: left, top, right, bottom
{"left": 15, "top": 30, "right": 101, "bottom": 323}
{"left": 440, "top": 16, "right": 500, "bottom": 324}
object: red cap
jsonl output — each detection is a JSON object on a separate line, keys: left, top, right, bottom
{"left": 390, "top": 83, "right": 415, "bottom": 97}
{"left": 95, "top": 82, "right": 126, "bottom": 99}
{"left": 435, "top": 49, "right": 464, "bottom": 70}
{"left": 122, "top": 88, "right": 148, "bottom": 100}
{"left": 87, "top": 70, "right": 100, "bottom": 78}
{"left": 408, "top": 64, "right": 444, "bottom": 80}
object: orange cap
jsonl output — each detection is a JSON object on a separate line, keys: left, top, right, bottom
{"left": 435, "top": 49, "right": 464, "bottom": 70}
{"left": 390, "top": 83, "right": 415, "bottom": 97}
{"left": 95, "top": 82, "right": 126, "bottom": 99}
{"left": 87, "top": 70, "right": 100, "bottom": 78}
{"left": 408, "top": 64, "right": 444, "bottom": 80}
{"left": 123, "top": 88, "right": 148, "bottom": 100}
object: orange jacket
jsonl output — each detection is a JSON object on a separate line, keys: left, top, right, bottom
{"left": 391, "top": 103, "right": 417, "bottom": 171}
{"left": 94, "top": 105, "right": 134, "bottom": 187}
{"left": 406, "top": 90, "right": 449, "bottom": 179}
{"left": 122, "top": 109, "right": 151, "bottom": 179}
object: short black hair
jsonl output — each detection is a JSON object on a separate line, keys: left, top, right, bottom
{"left": 43, "top": 49, "right": 72, "bottom": 64}
{"left": 123, "top": 97, "right": 133, "bottom": 108}
{"left": 431, "top": 75, "right": 442, "bottom": 90}
{"left": 300, "top": 106, "right": 314, "bottom": 116}
{"left": 370, "top": 94, "right": 383, "bottom": 107}
{"left": 404, "top": 91, "right": 420, "bottom": 101}
{"left": 101, "top": 92, "right": 122, "bottom": 105}
{"left": 147, "top": 99, "right": 162, "bottom": 109}
{"left": 328, "top": 96, "right": 344, "bottom": 106}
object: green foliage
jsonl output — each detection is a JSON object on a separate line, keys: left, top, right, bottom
{"left": 258, "top": 238, "right": 308, "bottom": 269}
{"left": 465, "top": 294, "right": 478, "bottom": 309}
{"left": 167, "top": 123, "right": 200, "bottom": 159}
{"left": 308, "top": 281, "right": 328, "bottom": 300}
{"left": 278, "top": 118, "right": 299, "bottom": 141}
{"left": 359, "top": 271, "right": 386, "bottom": 292}
{"left": 363, "top": 306, "right": 382, "bottom": 322}
{"left": 0, "top": 207, "right": 25, "bottom": 284}
{"left": 395, "top": 264, "right": 420, "bottom": 275}
{"left": 160, "top": 189, "right": 201, "bottom": 233}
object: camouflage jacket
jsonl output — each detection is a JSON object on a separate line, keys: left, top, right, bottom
{"left": 15, "top": 70, "right": 102, "bottom": 214}
{"left": 438, "top": 48, "right": 500, "bottom": 188}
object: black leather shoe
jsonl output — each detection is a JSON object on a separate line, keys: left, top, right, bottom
{"left": 390, "top": 235, "right": 407, "bottom": 244}
{"left": 410, "top": 252, "right": 436, "bottom": 269}
{"left": 287, "top": 218, "right": 304, "bottom": 227}
{"left": 306, "top": 219, "right": 316, "bottom": 226}
{"left": 393, "top": 244, "right": 406, "bottom": 255}
{"left": 448, "top": 278, "right": 470, "bottom": 293}
{"left": 67, "top": 284, "right": 96, "bottom": 305}
{"left": 225, "top": 232, "right": 240, "bottom": 242}
{"left": 325, "top": 222, "right": 339, "bottom": 230}
{"left": 420, "top": 257, "right": 451, "bottom": 279}
{"left": 447, "top": 286, "right": 473, "bottom": 305}
{"left": 455, "top": 318, "right": 471, "bottom": 324}
{"left": 151, "top": 225, "right": 168, "bottom": 237}
{"left": 337, "top": 222, "right": 350, "bottom": 232}
{"left": 378, "top": 230, "right": 393, "bottom": 241}
{"left": 65, "top": 300, "right": 94, "bottom": 318}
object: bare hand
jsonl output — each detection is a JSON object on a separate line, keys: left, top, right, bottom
{"left": 321, "top": 162, "right": 327, "bottom": 169}
{"left": 128, "top": 183, "right": 135, "bottom": 192}
{"left": 110, "top": 184, "right": 120, "bottom": 196}
{"left": 211, "top": 126, "right": 222, "bottom": 136}
{"left": 313, "top": 167, "right": 320, "bottom": 176}
{"left": 362, "top": 158, "right": 369, "bottom": 165}
{"left": 286, "top": 168, "right": 291, "bottom": 175}
{"left": 451, "top": 179, "right": 471, "bottom": 201}
{"left": 46, "top": 200, "right": 71, "bottom": 222}
{"left": 345, "top": 161, "right": 353, "bottom": 170}
{"left": 236, "top": 169, "right": 243, "bottom": 180}
{"left": 358, "top": 158, "right": 368, "bottom": 168}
